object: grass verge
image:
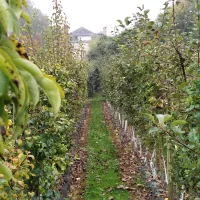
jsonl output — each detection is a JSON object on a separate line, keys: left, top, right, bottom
{"left": 84, "top": 98, "right": 130, "bottom": 200}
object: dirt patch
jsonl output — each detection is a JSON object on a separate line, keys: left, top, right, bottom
{"left": 102, "top": 102, "right": 152, "bottom": 200}
{"left": 67, "top": 104, "right": 91, "bottom": 200}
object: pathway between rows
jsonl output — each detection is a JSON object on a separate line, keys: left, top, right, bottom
{"left": 68, "top": 97, "right": 150, "bottom": 200}
{"left": 84, "top": 98, "right": 130, "bottom": 200}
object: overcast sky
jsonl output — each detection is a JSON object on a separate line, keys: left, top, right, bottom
{"left": 31, "top": 0, "right": 167, "bottom": 34}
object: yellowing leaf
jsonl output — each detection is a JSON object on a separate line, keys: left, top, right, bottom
{"left": 12, "top": 158, "right": 19, "bottom": 166}
{"left": 30, "top": 173, "right": 36, "bottom": 177}
{"left": 17, "top": 180, "right": 24, "bottom": 187}
{"left": 28, "top": 155, "right": 34, "bottom": 160}
{"left": 18, "top": 153, "right": 26, "bottom": 165}
{"left": 28, "top": 164, "right": 34, "bottom": 169}
{"left": 24, "top": 173, "right": 29, "bottom": 179}
{"left": 12, "top": 194, "right": 18, "bottom": 198}
{"left": 7, "top": 119, "right": 12, "bottom": 126}
{"left": 28, "top": 192, "right": 35, "bottom": 197}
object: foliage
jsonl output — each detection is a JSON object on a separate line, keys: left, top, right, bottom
{"left": 20, "top": 0, "right": 89, "bottom": 198}
{"left": 0, "top": 0, "right": 88, "bottom": 199}
{"left": 20, "top": 0, "right": 49, "bottom": 34}
{"left": 89, "top": 0, "right": 200, "bottom": 198}
{"left": 87, "top": 36, "right": 118, "bottom": 97}
{"left": 0, "top": 0, "right": 64, "bottom": 199}
{"left": 87, "top": 68, "right": 101, "bottom": 97}
{"left": 156, "top": 0, "right": 196, "bottom": 33}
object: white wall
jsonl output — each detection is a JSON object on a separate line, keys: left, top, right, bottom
{"left": 77, "top": 36, "right": 91, "bottom": 41}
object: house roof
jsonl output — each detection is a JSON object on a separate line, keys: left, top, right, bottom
{"left": 71, "top": 27, "right": 94, "bottom": 36}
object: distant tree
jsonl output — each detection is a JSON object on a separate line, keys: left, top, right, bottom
{"left": 87, "top": 36, "right": 118, "bottom": 96}
{"left": 175, "top": 0, "right": 195, "bottom": 32}
{"left": 88, "top": 68, "right": 101, "bottom": 97}
{"left": 156, "top": 0, "right": 196, "bottom": 32}
{"left": 20, "top": 0, "right": 49, "bottom": 34}
{"left": 88, "top": 36, "right": 118, "bottom": 61}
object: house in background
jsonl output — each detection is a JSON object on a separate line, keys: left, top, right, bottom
{"left": 70, "top": 27, "right": 106, "bottom": 58}
{"left": 70, "top": 27, "right": 94, "bottom": 57}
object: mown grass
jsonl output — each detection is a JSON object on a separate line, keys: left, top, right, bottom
{"left": 84, "top": 97, "right": 130, "bottom": 200}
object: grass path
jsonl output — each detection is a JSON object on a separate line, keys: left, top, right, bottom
{"left": 84, "top": 97, "right": 130, "bottom": 200}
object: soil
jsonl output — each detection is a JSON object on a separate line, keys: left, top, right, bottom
{"left": 67, "top": 104, "right": 91, "bottom": 200}
{"left": 66, "top": 101, "right": 166, "bottom": 200}
{"left": 102, "top": 102, "right": 152, "bottom": 200}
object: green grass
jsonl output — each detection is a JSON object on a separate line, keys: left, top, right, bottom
{"left": 84, "top": 97, "right": 130, "bottom": 200}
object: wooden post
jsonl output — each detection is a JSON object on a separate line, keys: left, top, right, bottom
{"left": 167, "top": 143, "right": 173, "bottom": 200}
{"left": 150, "top": 148, "right": 157, "bottom": 180}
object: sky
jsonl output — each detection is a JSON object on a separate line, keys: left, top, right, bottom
{"left": 31, "top": 0, "right": 167, "bottom": 34}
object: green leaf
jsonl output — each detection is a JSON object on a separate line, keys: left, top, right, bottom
{"left": 21, "top": 11, "right": 31, "bottom": 23}
{"left": 7, "top": 8, "right": 20, "bottom": 37}
{"left": 172, "top": 126, "right": 185, "bottom": 135}
{"left": 22, "top": 0, "right": 28, "bottom": 8}
{"left": 147, "top": 21, "right": 154, "bottom": 29}
{"left": 188, "top": 129, "right": 199, "bottom": 143}
{"left": 144, "top": 9, "right": 150, "bottom": 18}
{"left": 0, "top": 99, "right": 7, "bottom": 125}
{"left": 143, "top": 113, "right": 155, "bottom": 122}
{"left": 148, "top": 96, "right": 156, "bottom": 103}
{"left": 36, "top": 76, "right": 62, "bottom": 116}
{"left": 156, "top": 114, "right": 172, "bottom": 127}
{"left": 156, "top": 114, "right": 164, "bottom": 126}
{"left": 43, "top": 74, "right": 65, "bottom": 99}
{"left": 178, "top": 82, "right": 187, "bottom": 90}
{"left": 0, "top": 98, "right": 4, "bottom": 116}
{"left": 148, "top": 21, "right": 154, "bottom": 26}
{"left": 0, "top": 70, "right": 8, "bottom": 97}
{"left": 124, "top": 17, "right": 131, "bottom": 26}
{"left": 198, "top": 21, "right": 200, "bottom": 30}
{"left": 197, "top": 181, "right": 200, "bottom": 188}
{"left": 0, "top": 134, "right": 4, "bottom": 155}
{"left": 0, "top": 162, "right": 12, "bottom": 181}
{"left": 164, "top": 114, "right": 172, "bottom": 122}
{"left": 117, "top": 20, "right": 125, "bottom": 28}
{"left": 19, "top": 69, "right": 40, "bottom": 107}
{"left": 163, "top": 2, "right": 169, "bottom": 8}
{"left": 171, "top": 120, "right": 187, "bottom": 127}
{"left": 13, "top": 109, "right": 28, "bottom": 139}
{"left": 197, "top": 4, "right": 200, "bottom": 11}
{"left": 149, "top": 127, "right": 159, "bottom": 135}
